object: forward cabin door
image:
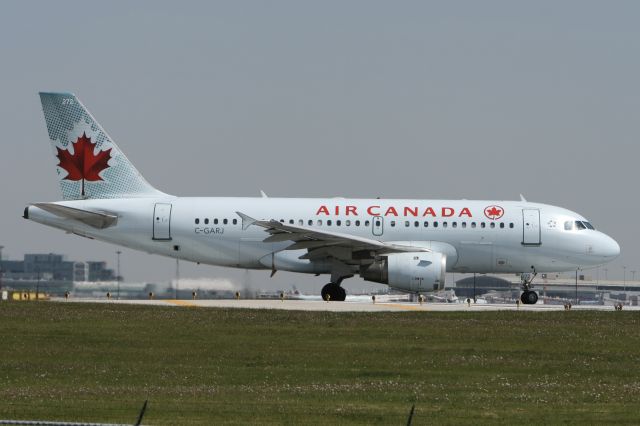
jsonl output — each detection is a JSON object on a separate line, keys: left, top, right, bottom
{"left": 522, "top": 209, "right": 541, "bottom": 245}
{"left": 153, "top": 203, "right": 172, "bottom": 240}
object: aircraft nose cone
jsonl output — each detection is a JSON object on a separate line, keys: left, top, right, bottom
{"left": 598, "top": 234, "right": 620, "bottom": 259}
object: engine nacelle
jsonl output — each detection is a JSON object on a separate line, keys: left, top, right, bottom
{"left": 361, "top": 252, "right": 446, "bottom": 292}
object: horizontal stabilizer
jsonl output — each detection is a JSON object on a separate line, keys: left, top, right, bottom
{"left": 33, "top": 203, "right": 118, "bottom": 229}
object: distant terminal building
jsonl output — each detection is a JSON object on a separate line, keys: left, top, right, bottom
{"left": 0, "top": 253, "right": 117, "bottom": 294}
{"left": 454, "top": 273, "right": 640, "bottom": 305}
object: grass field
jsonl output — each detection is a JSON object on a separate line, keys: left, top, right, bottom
{"left": 1, "top": 302, "right": 640, "bottom": 425}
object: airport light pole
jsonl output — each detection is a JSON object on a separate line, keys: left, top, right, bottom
{"left": 0, "top": 245, "right": 3, "bottom": 292}
{"left": 575, "top": 269, "right": 578, "bottom": 305}
{"left": 473, "top": 273, "right": 476, "bottom": 302}
{"left": 175, "top": 258, "right": 180, "bottom": 299}
{"left": 623, "top": 266, "right": 627, "bottom": 302}
{"left": 116, "top": 250, "right": 121, "bottom": 300}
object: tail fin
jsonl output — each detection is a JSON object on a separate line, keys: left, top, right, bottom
{"left": 39, "top": 92, "right": 164, "bottom": 200}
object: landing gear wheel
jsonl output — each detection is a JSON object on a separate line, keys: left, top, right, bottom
{"left": 336, "top": 286, "right": 346, "bottom": 301}
{"left": 321, "top": 283, "right": 346, "bottom": 301}
{"left": 520, "top": 291, "right": 538, "bottom": 305}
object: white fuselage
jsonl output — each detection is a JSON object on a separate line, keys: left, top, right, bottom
{"left": 26, "top": 197, "right": 620, "bottom": 283}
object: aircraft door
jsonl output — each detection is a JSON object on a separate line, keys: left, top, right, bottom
{"left": 522, "top": 209, "right": 541, "bottom": 245}
{"left": 153, "top": 203, "right": 172, "bottom": 240}
{"left": 372, "top": 216, "right": 384, "bottom": 236}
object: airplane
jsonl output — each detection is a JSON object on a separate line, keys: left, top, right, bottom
{"left": 24, "top": 92, "right": 620, "bottom": 304}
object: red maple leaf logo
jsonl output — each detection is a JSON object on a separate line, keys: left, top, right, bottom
{"left": 484, "top": 205, "right": 504, "bottom": 220}
{"left": 56, "top": 132, "right": 112, "bottom": 196}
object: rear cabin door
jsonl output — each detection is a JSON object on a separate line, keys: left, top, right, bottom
{"left": 522, "top": 209, "right": 541, "bottom": 245}
{"left": 153, "top": 203, "right": 172, "bottom": 240}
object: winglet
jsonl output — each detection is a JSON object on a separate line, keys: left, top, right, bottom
{"left": 236, "top": 211, "right": 257, "bottom": 230}
{"left": 520, "top": 194, "right": 527, "bottom": 202}
{"left": 260, "top": 190, "right": 268, "bottom": 198}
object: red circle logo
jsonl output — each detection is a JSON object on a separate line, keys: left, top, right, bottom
{"left": 484, "top": 205, "right": 504, "bottom": 220}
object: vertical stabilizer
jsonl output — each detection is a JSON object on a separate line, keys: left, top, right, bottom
{"left": 39, "top": 92, "right": 164, "bottom": 200}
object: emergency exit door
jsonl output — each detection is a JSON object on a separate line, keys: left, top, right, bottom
{"left": 153, "top": 203, "right": 172, "bottom": 240}
{"left": 522, "top": 209, "right": 541, "bottom": 245}
{"left": 372, "top": 216, "right": 384, "bottom": 236}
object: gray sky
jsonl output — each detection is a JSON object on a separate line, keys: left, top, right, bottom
{"left": 1, "top": 1, "right": 638, "bottom": 292}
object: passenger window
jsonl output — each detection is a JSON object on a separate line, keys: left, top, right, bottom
{"left": 462, "top": 222, "right": 466, "bottom": 228}
{"left": 375, "top": 220, "right": 381, "bottom": 227}
{"left": 223, "top": 219, "right": 228, "bottom": 225}
{"left": 452, "top": 222, "right": 457, "bottom": 228}
{"left": 195, "top": 218, "right": 200, "bottom": 224}
{"left": 233, "top": 219, "right": 238, "bottom": 225}
{"left": 317, "top": 220, "right": 322, "bottom": 226}
{"left": 204, "top": 218, "right": 209, "bottom": 224}
{"left": 509, "top": 223, "right": 514, "bottom": 228}
{"left": 390, "top": 221, "right": 396, "bottom": 227}
{"left": 424, "top": 221, "right": 429, "bottom": 227}
{"left": 405, "top": 221, "right": 410, "bottom": 227}
{"left": 443, "top": 222, "right": 448, "bottom": 228}
{"left": 308, "top": 220, "right": 313, "bottom": 226}
{"left": 355, "top": 220, "right": 361, "bottom": 226}
{"left": 365, "top": 220, "right": 370, "bottom": 227}
{"left": 346, "top": 220, "right": 351, "bottom": 226}
{"left": 471, "top": 222, "right": 476, "bottom": 228}
{"left": 433, "top": 221, "right": 438, "bottom": 228}
{"left": 289, "top": 219, "right": 294, "bottom": 224}
{"left": 214, "top": 218, "right": 219, "bottom": 225}
{"left": 337, "top": 220, "right": 341, "bottom": 226}
{"left": 414, "top": 221, "right": 419, "bottom": 227}
{"left": 327, "top": 220, "right": 332, "bottom": 226}
{"left": 299, "top": 219, "right": 303, "bottom": 226}
{"left": 490, "top": 222, "right": 495, "bottom": 228}
{"left": 500, "top": 222, "right": 505, "bottom": 228}
{"left": 481, "top": 222, "right": 486, "bottom": 228}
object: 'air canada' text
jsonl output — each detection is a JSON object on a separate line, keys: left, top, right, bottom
{"left": 315, "top": 205, "right": 473, "bottom": 218}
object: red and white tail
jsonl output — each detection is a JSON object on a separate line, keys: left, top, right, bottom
{"left": 39, "top": 92, "right": 164, "bottom": 200}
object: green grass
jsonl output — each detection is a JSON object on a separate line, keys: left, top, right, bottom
{"left": 1, "top": 303, "right": 640, "bottom": 425}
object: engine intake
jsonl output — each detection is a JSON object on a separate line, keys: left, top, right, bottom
{"left": 361, "top": 252, "right": 446, "bottom": 292}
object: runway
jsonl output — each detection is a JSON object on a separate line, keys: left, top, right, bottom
{"left": 50, "top": 297, "right": 639, "bottom": 312}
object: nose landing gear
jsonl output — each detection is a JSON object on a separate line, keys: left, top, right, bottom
{"left": 520, "top": 268, "right": 539, "bottom": 304}
{"left": 520, "top": 290, "right": 539, "bottom": 304}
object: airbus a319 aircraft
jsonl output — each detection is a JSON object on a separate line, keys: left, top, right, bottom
{"left": 25, "top": 93, "right": 620, "bottom": 304}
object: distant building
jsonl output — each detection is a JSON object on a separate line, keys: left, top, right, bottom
{"left": 0, "top": 253, "right": 116, "bottom": 282}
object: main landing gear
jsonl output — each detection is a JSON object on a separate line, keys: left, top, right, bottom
{"left": 520, "top": 268, "right": 539, "bottom": 304}
{"left": 321, "top": 276, "right": 348, "bottom": 301}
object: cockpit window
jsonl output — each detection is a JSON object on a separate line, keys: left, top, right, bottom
{"left": 564, "top": 220, "right": 595, "bottom": 231}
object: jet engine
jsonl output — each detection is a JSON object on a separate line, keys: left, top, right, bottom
{"left": 361, "top": 252, "right": 446, "bottom": 292}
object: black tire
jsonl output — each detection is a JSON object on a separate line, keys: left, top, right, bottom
{"left": 336, "top": 286, "right": 347, "bottom": 301}
{"left": 520, "top": 290, "right": 538, "bottom": 304}
{"left": 321, "top": 283, "right": 347, "bottom": 301}
{"left": 321, "top": 283, "right": 332, "bottom": 301}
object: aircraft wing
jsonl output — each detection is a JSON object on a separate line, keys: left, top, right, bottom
{"left": 236, "top": 211, "right": 429, "bottom": 262}
{"left": 33, "top": 203, "right": 118, "bottom": 229}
